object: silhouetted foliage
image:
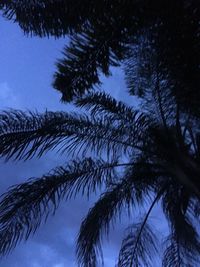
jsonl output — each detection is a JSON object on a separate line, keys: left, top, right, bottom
{"left": 1, "top": 0, "right": 199, "bottom": 116}
{"left": 0, "top": 1, "right": 200, "bottom": 266}
{"left": 0, "top": 89, "right": 200, "bottom": 265}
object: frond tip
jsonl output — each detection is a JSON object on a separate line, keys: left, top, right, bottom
{"left": 162, "top": 222, "right": 200, "bottom": 267}
{"left": 117, "top": 220, "right": 159, "bottom": 267}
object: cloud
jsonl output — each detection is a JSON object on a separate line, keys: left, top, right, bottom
{"left": 0, "top": 82, "right": 21, "bottom": 109}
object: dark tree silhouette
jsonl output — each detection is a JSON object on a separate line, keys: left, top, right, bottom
{"left": 0, "top": 0, "right": 199, "bottom": 116}
{"left": 0, "top": 1, "right": 199, "bottom": 266}
{"left": 0, "top": 88, "right": 200, "bottom": 266}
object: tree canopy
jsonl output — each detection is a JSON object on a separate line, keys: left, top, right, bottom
{"left": 0, "top": 89, "right": 200, "bottom": 266}
{"left": 1, "top": 0, "right": 199, "bottom": 116}
{"left": 0, "top": 1, "right": 200, "bottom": 266}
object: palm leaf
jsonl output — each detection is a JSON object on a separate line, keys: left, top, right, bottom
{"left": 0, "top": 0, "right": 91, "bottom": 37}
{"left": 75, "top": 91, "right": 139, "bottom": 123}
{"left": 75, "top": 159, "right": 160, "bottom": 267}
{"left": 162, "top": 229, "right": 200, "bottom": 267}
{"left": 0, "top": 110, "right": 137, "bottom": 160}
{"left": 76, "top": 180, "right": 134, "bottom": 267}
{"left": 117, "top": 183, "right": 167, "bottom": 267}
{"left": 162, "top": 184, "right": 200, "bottom": 266}
{"left": 117, "top": 220, "right": 159, "bottom": 267}
{"left": 0, "top": 157, "right": 125, "bottom": 255}
{"left": 53, "top": 28, "right": 125, "bottom": 101}
{"left": 162, "top": 234, "right": 183, "bottom": 267}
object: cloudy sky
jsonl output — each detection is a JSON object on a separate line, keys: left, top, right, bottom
{"left": 0, "top": 15, "right": 166, "bottom": 267}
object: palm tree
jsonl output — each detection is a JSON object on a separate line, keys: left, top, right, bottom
{"left": 0, "top": 88, "right": 200, "bottom": 266}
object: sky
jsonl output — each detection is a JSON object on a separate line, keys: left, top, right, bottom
{"left": 0, "top": 15, "right": 166, "bottom": 267}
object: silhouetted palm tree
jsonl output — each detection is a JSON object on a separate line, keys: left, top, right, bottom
{"left": 0, "top": 88, "right": 200, "bottom": 266}
{"left": 0, "top": 3, "right": 200, "bottom": 265}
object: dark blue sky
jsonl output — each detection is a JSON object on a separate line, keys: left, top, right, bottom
{"left": 0, "top": 16, "right": 166, "bottom": 267}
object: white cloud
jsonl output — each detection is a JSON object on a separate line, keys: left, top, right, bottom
{"left": 0, "top": 82, "right": 20, "bottom": 109}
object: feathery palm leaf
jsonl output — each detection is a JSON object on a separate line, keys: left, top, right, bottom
{"left": 0, "top": 109, "right": 149, "bottom": 160}
{"left": 53, "top": 26, "right": 126, "bottom": 101}
{"left": 75, "top": 91, "right": 138, "bottom": 123}
{"left": 117, "top": 221, "right": 159, "bottom": 267}
{"left": 76, "top": 177, "right": 141, "bottom": 267}
{"left": 163, "top": 230, "right": 200, "bottom": 267}
{"left": 0, "top": 157, "right": 127, "bottom": 255}
{"left": 117, "top": 183, "right": 169, "bottom": 267}
{"left": 0, "top": 0, "right": 92, "bottom": 37}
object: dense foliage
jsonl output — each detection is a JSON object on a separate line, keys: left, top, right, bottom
{"left": 0, "top": 0, "right": 199, "bottom": 266}
{"left": 0, "top": 89, "right": 200, "bottom": 265}
{"left": 1, "top": 0, "right": 199, "bottom": 116}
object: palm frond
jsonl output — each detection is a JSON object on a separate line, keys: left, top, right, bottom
{"left": 162, "top": 234, "right": 183, "bottom": 267}
{"left": 124, "top": 32, "right": 155, "bottom": 98}
{"left": 53, "top": 27, "right": 125, "bottom": 101}
{"left": 75, "top": 91, "right": 139, "bottom": 122}
{"left": 0, "top": 157, "right": 125, "bottom": 255}
{"left": 117, "top": 220, "right": 159, "bottom": 267}
{"left": 162, "top": 183, "right": 191, "bottom": 225}
{"left": 117, "top": 184, "right": 166, "bottom": 267}
{"left": 75, "top": 92, "right": 152, "bottom": 148}
{"left": 0, "top": 110, "right": 137, "bottom": 160}
{"left": 0, "top": 0, "right": 136, "bottom": 38}
{"left": 0, "top": 0, "right": 91, "bottom": 37}
{"left": 162, "top": 228, "right": 200, "bottom": 267}
{"left": 162, "top": 184, "right": 200, "bottom": 266}
{"left": 75, "top": 158, "right": 158, "bottom": 267}
{"left": 76, "top": 180, "right": 134, "bottom": 267}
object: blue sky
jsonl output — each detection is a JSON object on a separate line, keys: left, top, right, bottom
{"left": 0, "top": 15, "right": 167, "bottom": 267}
